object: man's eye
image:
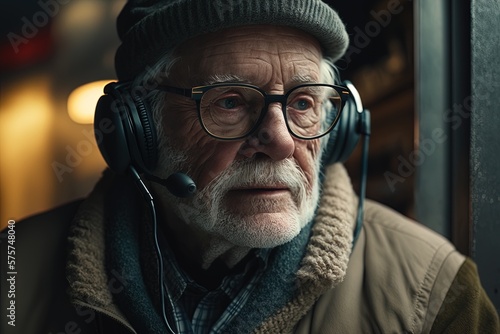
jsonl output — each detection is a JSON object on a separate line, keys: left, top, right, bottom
{"left": 295, "top": 99, "right": 311, "bottom": 110}
{"left": 216, "top": 97, "right": 241, "bottom": 109}
{"left": 290, "top": 97, "right": 314, "bottom": 111}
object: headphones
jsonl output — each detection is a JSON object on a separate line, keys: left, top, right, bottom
{"left": 323, "top": 81, "right": 369, "bottom": 164}
{"left": 94, "top": 80, "right": 369, "bottom": 174}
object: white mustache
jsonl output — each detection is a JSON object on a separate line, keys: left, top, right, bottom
{"left": 199, "top": 157, "right": 308, "bottom": 212}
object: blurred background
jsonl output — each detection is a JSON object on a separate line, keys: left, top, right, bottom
{"left": 1, "top": 0, "right": 125, "bottom": 230}
{"left": 1, "top": 0, "right": 499, "bottom": 310}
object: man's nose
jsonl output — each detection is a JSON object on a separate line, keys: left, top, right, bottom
{"left": 239, "top": 103, "right": 295, "bottom": 160}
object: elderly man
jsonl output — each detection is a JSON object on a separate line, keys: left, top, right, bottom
{"left": 2, "top": 0, "right": 499, "bottom": 333}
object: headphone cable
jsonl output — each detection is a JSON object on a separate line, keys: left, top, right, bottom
{"left": 129, "top": 166, "right": 177, "bottom": 334}
{"left": 352, "top": 109, "right": 371, "bottom": 245}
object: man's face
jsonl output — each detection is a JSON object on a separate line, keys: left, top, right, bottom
{"left": 156, "top": 25, "right": 325, "bottom": 248}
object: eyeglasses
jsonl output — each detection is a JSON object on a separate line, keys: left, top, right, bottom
{"left": 157, "top": 83, "right": 351, "bottom": 140}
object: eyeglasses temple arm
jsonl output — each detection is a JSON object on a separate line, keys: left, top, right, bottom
{"left": 156, "top": 85, "right": 193, "bottom": 98}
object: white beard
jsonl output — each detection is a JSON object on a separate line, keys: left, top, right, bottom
{"left": 153, "top": 141, "right": 321, "bottom": 248}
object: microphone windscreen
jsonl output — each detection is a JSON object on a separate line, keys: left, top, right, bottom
{"left": 165, "top": 172, "right": 197, "bottom": 198}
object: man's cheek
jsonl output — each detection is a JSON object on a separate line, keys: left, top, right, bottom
{"left": 308, "top": 138, "right": 322, "bottom": 158}
{"left": 295, "top": 141, "right": 320, "bottom": 177}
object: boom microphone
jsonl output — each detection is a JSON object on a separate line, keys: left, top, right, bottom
{"left": 144, "top": 172, "right": 197, "bottom": 198}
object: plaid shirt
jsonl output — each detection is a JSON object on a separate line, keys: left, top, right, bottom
{"left": 160, "top": 238, "right": 269, "bottom": 334}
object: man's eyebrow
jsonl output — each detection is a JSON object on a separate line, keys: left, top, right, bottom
{"left": 289, "top": 74, "right": 317, "bottom": 84}
{"left": 202, "top": 74, "right": 248, "bottom": 85}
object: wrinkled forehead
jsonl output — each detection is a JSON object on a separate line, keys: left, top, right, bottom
{"left": 168, "top": 25, "right": 324, "bottom": 87}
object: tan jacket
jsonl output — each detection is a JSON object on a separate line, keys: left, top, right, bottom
{"left": 1, "top": 164, "right": 498, "bottom": 333}
{"left": 258, "top": 164, "right": 499, "bottom": 333}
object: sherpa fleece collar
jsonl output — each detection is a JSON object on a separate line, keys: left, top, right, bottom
{"left": 65, "top": 163, "right": 357, "bottom": 333}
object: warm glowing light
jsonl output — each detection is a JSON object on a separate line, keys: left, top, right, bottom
{"left": 0, "top": 75, "right": 55, "bottom": 228}
{"left": 68, "top": 80, "right": 111, "bottom": 124}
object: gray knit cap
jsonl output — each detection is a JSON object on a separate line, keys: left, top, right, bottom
{"left": 115, "top": 0, "right": 349, "bottom": 81}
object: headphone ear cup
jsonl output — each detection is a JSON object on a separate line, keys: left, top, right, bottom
{"left": 94, "top": 90, "right": 132, "bottom": 173}
{"left": 322, "top": 86, "right": 361, "bottom": 165}
{"left": 94, "top": 82, "right": 158, "bottom": 173}
{"left": 131, "top": 94, "right": 158, "bottom": 170}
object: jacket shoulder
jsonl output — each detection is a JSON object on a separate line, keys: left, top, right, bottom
{"left": 362, "top": 199, "right": 464, "bottom": 269}
{"left": 363, "top": 199, "right": 453, "bottom": 250}
{"left": 13, "top": 200, "right": 84, "bottom": 235}
{"left": 2, "top": 199, "right": 84, "bottom": 262}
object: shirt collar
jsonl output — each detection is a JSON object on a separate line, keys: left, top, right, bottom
{"left": 158, "top": 230, "right": 271, "bottom": 301}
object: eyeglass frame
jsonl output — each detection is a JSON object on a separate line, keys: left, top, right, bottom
{"left": 156, "top": 82, "right": 351, "bottom": 140}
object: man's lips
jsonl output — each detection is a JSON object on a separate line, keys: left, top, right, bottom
{"left": 228, "top": 185, "right": 290, "bottom": 196}
{"left": 231, "top": 184, "right": 289, "bottom": 191}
